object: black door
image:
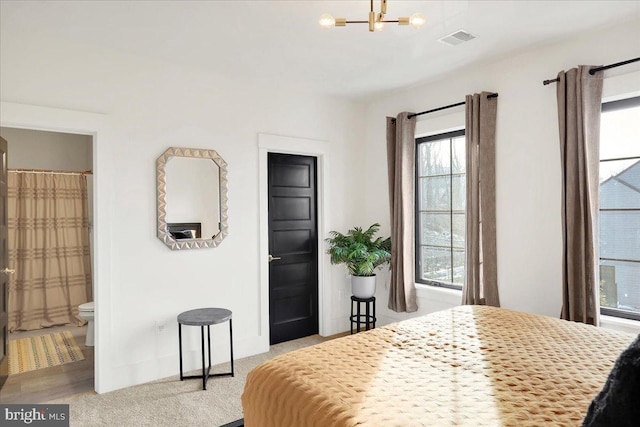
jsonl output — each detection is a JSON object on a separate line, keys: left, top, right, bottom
{"left": 268, "top": 153, "right": 318, "bottom": 345}
{"left": 0, "top": 137, "right": 9, "bottom": 392}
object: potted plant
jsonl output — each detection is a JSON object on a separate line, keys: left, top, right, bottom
{"left": 325, "top": 223, "right": 391, "bottom": 298}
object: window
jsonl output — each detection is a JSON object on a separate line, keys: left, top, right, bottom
{"left": 415, "top": 129, "right": 465, "bottom": 289}
{"left": 599, "top": 96, "right": 640, "bottom": 321}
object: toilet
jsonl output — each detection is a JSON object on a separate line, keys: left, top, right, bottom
{"left": 78, "top": 301, "right": 95, "bottom": 347}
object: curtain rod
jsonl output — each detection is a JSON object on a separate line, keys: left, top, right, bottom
{"left": 9, "top": 168, "right": 92, "bottom": 176}
{"left": 543, "top": 57, "right": 640, "bottom": 86}
{"left": 406, "top": 93, "right": 499, "bottom": 120}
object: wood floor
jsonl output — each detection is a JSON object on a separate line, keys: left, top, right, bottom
{"left": 0, "top": 325, "right": 95, "bottom": 403}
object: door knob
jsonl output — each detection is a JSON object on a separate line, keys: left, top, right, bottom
{"left": 1, "top": 267, "right": 15, "bottom": 275}
{"left": 268, "top": 255, "right": 282, "bottom": 262}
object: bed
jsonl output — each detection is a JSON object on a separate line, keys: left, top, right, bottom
{"left": 241, "top": 305, "right": 634, "bottom": 426}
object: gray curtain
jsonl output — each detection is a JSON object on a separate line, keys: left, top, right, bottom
{"left": 462, "top": 93, "right": 500, "bottom": 307}
{"left": 386, "top": 112, "right": 418, "bottom": 312}
{"left": 557, "top": 66, "right": 603, "bottom": 326}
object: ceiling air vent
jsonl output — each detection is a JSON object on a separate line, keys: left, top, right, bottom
{"left": 438, "top": 30, "right": 476, "bottom": 46}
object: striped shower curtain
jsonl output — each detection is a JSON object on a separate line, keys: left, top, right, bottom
{"left": 7, "top": 172, "right": 92, "bottom": 331}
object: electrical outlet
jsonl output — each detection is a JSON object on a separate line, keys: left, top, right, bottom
{"left": 155, "top": 320, "right": 166, "bottom": 335}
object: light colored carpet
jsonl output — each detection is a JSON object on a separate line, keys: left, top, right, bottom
{"left": 48, "top": 334, "right": 341, "bottom": 427}
{"left": 9, "top": 331, "right": 85, "bottom": 375}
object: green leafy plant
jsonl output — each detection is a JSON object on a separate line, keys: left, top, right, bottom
{"left": 325, "top": 223, "right": 391, "bottom": 277}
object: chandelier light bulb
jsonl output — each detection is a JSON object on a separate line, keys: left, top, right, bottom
{"left": 409, "top": 13, "right": 426, "bottom": 29}
{"left": 319, "top": 13, "right": 336, "bottom": 29}
{"left": 321, "top": 1, "right": 425, "bottom": 32}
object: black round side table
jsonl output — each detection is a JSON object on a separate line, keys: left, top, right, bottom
{"left": 177, "top": 307, "right": 234, "bottom": 390}
{"left": 350, "top": 296, "right": 376, "bottom": 334}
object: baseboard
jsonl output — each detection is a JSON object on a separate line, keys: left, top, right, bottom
{"left": 323, "top": 316, "right": 350, "bottom": 337}
{"left": 97, "top": 335, "right": 268, "bottom": 393}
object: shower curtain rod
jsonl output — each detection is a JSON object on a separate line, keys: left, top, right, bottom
{"left": 406, "top": 93, "right": 499, "bottom": 120}
{"left": 9, "top": 168, "right": 92, "bottom": 175}
{"left": 542, "top": 57, "right": 640, "bottom": 86}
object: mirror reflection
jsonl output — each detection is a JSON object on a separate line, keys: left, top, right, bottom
{"left": 156, "top": 147, "right": 228, "bottom": 250}
{"left": 165, "top": 157, "right": 220, "bottom": 239}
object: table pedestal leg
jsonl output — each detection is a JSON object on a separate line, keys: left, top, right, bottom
{"left": 178, "top": 324, "right": 183, "bottom": 381}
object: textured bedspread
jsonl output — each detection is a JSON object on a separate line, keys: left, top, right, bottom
{"left": 241, "top": 306, "right": 635, "bottom": 426}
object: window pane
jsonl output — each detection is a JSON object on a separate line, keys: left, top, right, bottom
{"left": 600, "top": 105, "right": 640, "bottom": 160}
{"left": 419, "top": 140, "right": 450, "bottom": 176}
{"left": 600, "top": 159, "right": 640, "bottom": 209}
{"left": 420, "top": 176, "right": 450, "bottom": 211}
{"left": 452, "top": 175, "right": 466, "bottom": 211}
{"left": 600, "top": 158, "right": 640, "bottom": 185}
{"left": 416, "top": 131, "right": 466, "bottom": 288}
{"left": 600, "top": 211, "right": 640, "bottom": 261}
{"left": 600, "top": 261, "right": 640, "bottom": 314}
{"left": 599, "top": 98, "right": 640, "bottom": 319}
{"left": 420, "top": 246, "right": 451, "bottom": 283}
{"left": 452, "top": 137, "right": 466, "bottom": 173}
{"left": 420, "top": 213, "right": 450, "bottom": 247}
{"left": 452, "top": 213, "right": 465, "bottom": 249}
{"left": 452, "top": 249, "right": 465, "bottom": 285}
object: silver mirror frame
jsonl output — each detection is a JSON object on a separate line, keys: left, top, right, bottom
{"left": 156, "top": 147, "right": 228, "bottom": 250}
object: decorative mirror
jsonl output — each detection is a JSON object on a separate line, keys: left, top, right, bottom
{"left": 157, "top": 147, "right": 228, "bottom": 250}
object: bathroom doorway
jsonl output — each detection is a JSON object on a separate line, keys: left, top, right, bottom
{"left": 0, "top": 127, "right": 95, "bottom": 403}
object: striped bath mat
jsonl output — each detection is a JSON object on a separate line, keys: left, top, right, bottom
{"left": 8, "top": 331, "right": 85, "bottom": 375}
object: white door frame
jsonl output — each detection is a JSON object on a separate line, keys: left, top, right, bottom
{"left": 258, "top": 133, "right": 330, "bottom": 352}
{"left": 0, "top": 101, "right": 111, "bottom": 393}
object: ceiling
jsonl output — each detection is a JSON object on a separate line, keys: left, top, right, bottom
{"left": 1, "top": 1, "right": 639, "bottom": 99}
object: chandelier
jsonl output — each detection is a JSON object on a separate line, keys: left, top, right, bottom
{"left": 319, "top": 0, "right": 425, "bottom": 32}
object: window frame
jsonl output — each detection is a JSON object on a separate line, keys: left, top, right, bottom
{"left": 599, "top": 95, "right": 640, "bottom": 321}
{"left": 415, "top": 129, "right": 465, "bottom": 290}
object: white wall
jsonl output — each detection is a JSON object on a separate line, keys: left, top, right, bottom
{"left": 362, "top": 19, "right": 640, "bottom": 328}
{"left": 0, "top": 29, "right": 366, "bottom": 392}
{"left": 0, "top": 127, "right": 92, "bottom": 171}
